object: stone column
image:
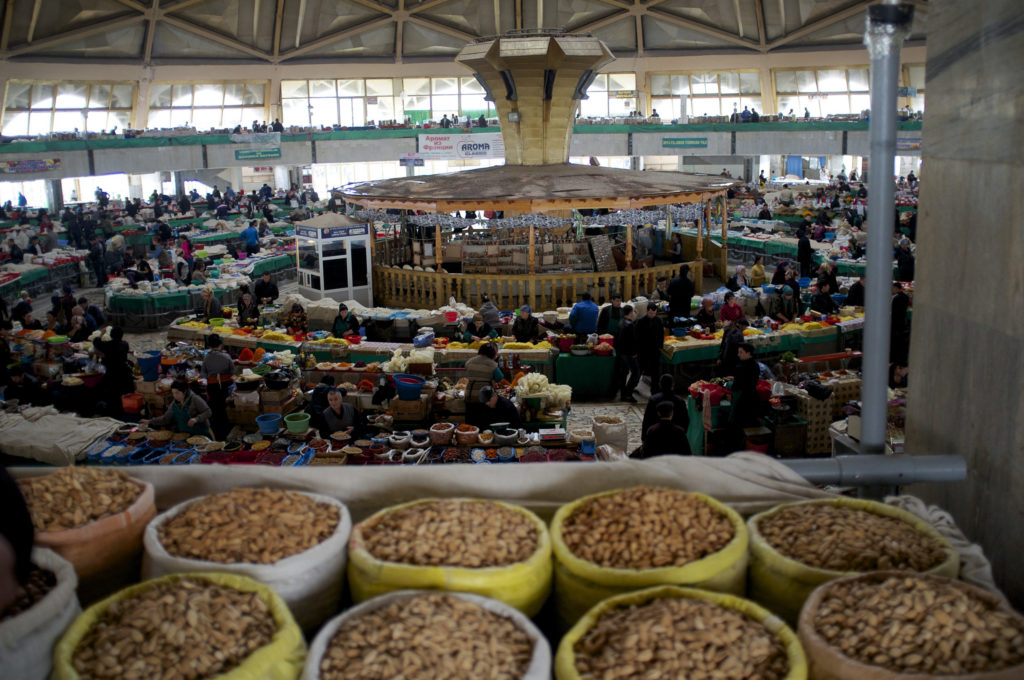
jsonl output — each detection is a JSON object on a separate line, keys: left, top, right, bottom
{"left": 905, "top": 0, "right": 1024, "bottom": 609}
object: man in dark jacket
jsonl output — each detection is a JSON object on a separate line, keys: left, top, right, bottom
{"left": 634, "top": 304, "right": 665, "bottom": 382}
{"left": 717, "top": 318, "right": 748, "bottom": 376}
{"left": 5, "top": 238, "right": 23, "bottom": 264}
{"left": 728, "top": 342, "right": 761, "bottom": 448}
{"left": 597, "top": 294, "right": 623, "bottom": 335}
{"left": 667, "top": 264, "right": 694, "bottom": 319}
{"left": 254, "top": 272, "right": 279, "bottom": 304}
{"left": 896, "top": 240, "right": 915, "bottom": 282}
{"left": 846, "top": 276, "right": 866, "bottom": 307}
{"left": 88, "top": 235, "right": 105, "bottom": 285}
{"left": 638, "top": 401, "right": 689, "bottom": 457}
{"left": 615, "top": 305, "right": 639, "bottom": 403}
{"left": 891, "top": 282, "right": 910, "bottom": 364}
{"left": 797, "top": 230, "right": 813, "bottom": 278}
{"left": 78, "top": 296, "right": 106, "bottom": 329}
{"left": 641, "top": 374, "right": 689, "bottom": 440}
{"left": 810, "top": 281, "right": 839, "bottom": 316}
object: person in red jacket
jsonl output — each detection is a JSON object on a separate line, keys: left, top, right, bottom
{"left": 719, "top": 292, "right": 745, "bottom": 324}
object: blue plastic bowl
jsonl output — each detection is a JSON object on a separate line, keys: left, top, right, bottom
{"left": 394, "top": 373, "right": 426, "bottom": 401}
{"left": 255, "top": 413, "right": 282, "bottom": 435}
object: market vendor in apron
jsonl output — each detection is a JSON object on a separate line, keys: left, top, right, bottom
{"left": 464, "top": 343, "right": 503, "bottom": 423}
{"left": 200, "top": 333, "right": 234, "bottom": 439}
{"left": 331, "top": 303, "right": 360, "bottom": 338}
{"left": 141, "top": 379, "right": 213, "bottom": 438}
{"left": 196, "top": 286, "right": 222, "bottom": 322}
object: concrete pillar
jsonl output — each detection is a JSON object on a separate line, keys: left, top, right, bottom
{"left": 171, "top": 171, "right": 186, "bottom": 198}
{"left": 904, "top": 0, "right": 1024, "bottom": 609}
{"left": 272, "top": 166, "right": 290, "bottom": 190}
{"left": 46, "top": 179, "right": 64, "bottom": 213}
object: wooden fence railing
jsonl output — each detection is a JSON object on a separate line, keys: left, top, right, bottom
{"left": 373, "top": 261, "right": 695, "bottom": 311}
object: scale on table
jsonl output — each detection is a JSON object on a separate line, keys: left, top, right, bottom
{"left": 538, "top": 427, "right": 566, "bottom": 441}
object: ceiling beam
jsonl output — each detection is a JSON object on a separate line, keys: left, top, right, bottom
{"left": 111, "top": 0, "right": 149, "bottom": 11}
{"left": 144, "top": 1, "right": 160, "bottom": 63}
{"left": 161, "top": 14, "right": 273, "bottom": 60}
{"left": 573, "top": 10, "right": 629, "bottom": 35}
{"left": 647, "top": 8, "right": 763, "bottom": 51}
{"left": 395, "top": 15, "right": 404, "bottom": 63}
{"left": 408, "top": 0, "right": 451, "bottom": 14}
{"left": 753, "top": 0, "right": 766, "bottom": 48}
{"left": 4, "top": 14, "right": 146, "bottom": 57}
{"left": 162, "top": 0, "right": 207, "bottom": 12}
{"left": 406, "top": 15, "right": 477, "bottom": 43}
{"left": 27, "top": 0, "right": 43, "bottom": 44}
{"left": 347, "top": 0, "right": 395, "bottom": 14}
{"left": 272, "top": 0, "right": 284, "bottom": 57}
{"left": 767, "top": 0, "right": 874, "bottom": 50}
{"left": 278, "top": 16, "right": 394, "bottom": 61}
{"left": 0, "top": 0, "right": 15, "bottom": 51}
{"left": 294, "top": 0, "right": 306, "bottom": 49}
{"left": 592, "top": 0, "right": 631, "bottom": 10}
{"left": 634, "top": 14, "right": 643, "bottom": 55}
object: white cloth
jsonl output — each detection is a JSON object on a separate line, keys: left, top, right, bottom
{"left": 0, "top": 406, "right": 122, "bottom": 465}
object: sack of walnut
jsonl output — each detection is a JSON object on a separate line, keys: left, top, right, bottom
{"left": 798, "top": 572, "right": 1024, "bottom": 680}
{"left": 549, "top": 486, "right": 749, "bottom": 631}
{"left": 747, "top": 497, "right": 959, "bottom": 624}
{"left": 347, "top": 498, "right": 552, "bottom": 617}
{"left": 142, "top": 489, "right": 352, "bottom": 632}
{"left": 0, "top": 548, "right": 81, "bottom": 680}
{"left": 19, "top": 468, "right": 157, "bottom": 604}
{"left": 51, "top": 572, "right": 306, "bottom": 680}
{"left": 554, "top": 585, "right": 808, "bottom": 680}
{"left": 302, "top": 590, "right": 551, "bottom": 680}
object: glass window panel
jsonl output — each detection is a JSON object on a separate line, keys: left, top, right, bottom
{"left": 431, "top": 94, "right": 459, "bottom": 118}
{"left": 109, "top": 111, "right": 130, "bottom": 130}
{"left": 722, "top": 96, "right": 741, "bottom": 115}
{"left": 907, "top": 65, "right": 926, "bottom": 89}
{"left": 282, "top": 98, "right": 310, "bottom": 127}
{"left": 28, "top": 112, "right": 52, "bottom": 134}
{"left": 847, "top": 68, "right": 869, "bottom": 92}
{"left": 88, "top": 85, "right": 111, "bottom": 109}
{"left": 589, "top": 74, "right": 607, "bottom": 91}
{"left": 650, "top": 74, "right": 671, "bottom": 96}
{"left": 579, "top": 94, "right": 607, "bottom": 118}
{"left": 58, "top": 111, "right": 88, "bottom": 133}
{"left": 309, "top": 79, "right": 336, "bottom": 97}
{"left": 670, "top": 75, "right": 689, "bottom": 95}
{"left": 366, "top": 78, "right": 393, "bottom": 96}
{"left": 351, "top": 242, "right": 368, "bottom": 287}
{"left": 148, "top": 109, "right": 172, "bottom": 128}
{"left": 739, "top": 72, "right": 760, "bottom": 94}
{"left": 5, "top": 82, "right": 32, "bottom": 109}
{"left": 55, "top": 83, "right": 88, "bottom": 109}
{"left": 171, "top": 85, "right": 193, "bottom": 106}
{"left": 741, "top": 97, "right": 763, "bottom": 113}
{"left": 31, "top": 85, "right": 54, "bottom": 109}
{"left": 799, "top": 96, "right": 821, "bottom": 117}
{"left": 193, "top": 83, "right": 223, "bottom": 106}
{"left": 909, "top": 94, "right": 924, "bottom": 112}
{"left": 432, "top": 77, "right": 458, "bottom": 94}
{"left": 817, "top": 69, "right": 847, "bottom": 93}
{"left": 608, "top": 96, "right": 633, "bottom": 117}
{"left": 170, "top": 108, "right": 193, "bottom": 126}
{"left": 719, "top": 73, "right": 739, "bottom": 94}
{"left": 460, "top": 76, "right": 483, "bottom": 94}
{"left": 111, "top": 84, "right": 133, "bottom": 108}
{"left": 691, "top": 74, "right": 718, "bottom": 95}
{"left": 338, "top": 99, "right": 356, "bottom": 127}
{"left": 86, "top": 111, "right": 109, "bottom": 131}
{"left": 403, "top": 94, "right": 430, "bottom": 111}
{"left": 796, "top": 71, "right": 817, "bottom": 93}
{"left": 223, "top": 83, "right": 244, "bottom": 105}
{"left": 404, "top": 78, "right": 431, "bottom": 95}
{"left": 221, "top": 107, "right": 242, "bottom": 127}
{"left": 777, "top": 95, "right": 798, "bottom": 116}
{"left": 366, "top": 96, "right": 395, "bottom": 122}
{"left": 460, "top": 93, "right": 488, "bottom": 117}
{"left": 690, "top": 97, "right": 720, "bottom": 117}
{"left": 2, "top": 111, "right": 30, "bottom": 136}
{"left": 608, "top": 73, "right": 635, "bottom": 90}
{"left": 775, "top": 71, "right": 797, "bottom": 93}
{"left": 337, "top": 79, "right": 364, "bottom": 96}
{"left": 149, "top": 84, "right": 171, "bottom": 107}
{"left": 192, "top": 108, "right": 221, "bottom": 130}
{"left": 242, "top": 107, "right": 265, "bottom": 125}
{"left": 310, "top": 99, "right": 339, "bottom": 126}
{"left": 244, "top": 84, "right": 265, "bottom": 105}
{"left": 652, "top": 96, "right": 680, "bottom": 120}
{"left": 281, "top": 80, "right": 308, "bottom": 99}
{"left": 850, "top": 93, "right": 871, "bottom": 112}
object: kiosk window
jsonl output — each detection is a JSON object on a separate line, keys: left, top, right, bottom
{"left": 324, "top": 259, "right": 349, "bottom": 291}
{"left": 323, "top": 239, "right": 347, "bottom": 258}
{"left": 351, "top": 242, "right": 368, "bottom": 287}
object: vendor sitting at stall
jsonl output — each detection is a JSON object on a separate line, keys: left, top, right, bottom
{"left": 133, "top": 257, "right": 155, "bottom": 283}
{"left": 196, "top": 287, "right": 223, "bottom": 322}
{"left": 478, "top": 295, "right": 501, "bottom": 328}
{"left": 190, "top": 260, "right": 208, "bottom": 284}
{"left": 810, "top": 280, "right": 839, "bottom": 316}
{"left": 141, "top": 380, "right": 212, "bottom": 438}
{"left": 719, "top": 292, "right": 745, "bottom": 324}
{"left": 597, "top": 294, "right": 624, "bottom": 335}
{"left": 235, "top": 292, "right": 258, "bottom": 327}
{"left": 19, "top": 312, "right": 42, "bottom": 330}
{"left": 568, "top": 291, "right": 599, "bottom": 336}
{"left": 67, "top": 312, "right": 91, "bottom": 342}
{"left": 649, "top": 277, "right": 670, "bottom": 303}
{"left": 331, "top": 304, "right": 360, "bottom": 338}
{"left": 771, "top": 286, "right": 802, "bottom": 324}
{"left": 44, "top": 311, "right": 66, "bottom": 335}
{"left": 254, "top": 271, "right": 279, "bottom": 304}
{"left": 321, "top": 387, "right": 363, "bottom": 437}
{"left": 472, "top": 385, "right": 521, "bottom": 430}
{"left": 465, "top": 343, "right": 503, "bottom": 403}
{"left": 463, "top": 313, "right": 497, "bottom": 342}
{"left": 511, "top": 305, "right": 542, "bottom": 343}
{"left": 284, "top": 303, "right": 309, "bottom": 335}
{"left": 695, "top": 296, "right": 717, "bottom": 329}
{"left": 3, "top": 366, "right": 46, "bottom": 406}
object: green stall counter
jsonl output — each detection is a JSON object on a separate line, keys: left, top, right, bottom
{"left": 555, "top": 352, "right": 616, "bottom": 401}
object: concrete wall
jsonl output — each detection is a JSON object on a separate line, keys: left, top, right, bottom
{"left": 905, "top": 0, "right": 1024, "bottom": 609}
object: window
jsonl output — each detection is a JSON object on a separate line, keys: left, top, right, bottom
{"left": 147, "top": 82, "right": 267, "bottom": 131}
{"left": 903, "top": 64, "right": 926, "bottom": 112}
{"left": 580, "top": 72, "right": 637, "bottom": 118}
{"left": 281, "top": 79, "right": 401, "bottom": 128}
{"left": 2, "top": 81, "right": 134, "bottom": 136}
{"left": 401, "top": 77, "right": 497, "bottom": 123}
{"left": 773, "top": 67, "right": 908, "bottom": 116}
{"left": 650, "top": 71, "right": 762, "bottom": 119}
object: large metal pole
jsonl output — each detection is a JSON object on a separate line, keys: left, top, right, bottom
{"left": 782, "top": 454, "right": 965, "bottom": 487}
{"left": 860, "top": 1, "right": 914, "bottom": 455}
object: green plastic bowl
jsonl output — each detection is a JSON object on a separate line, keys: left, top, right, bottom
{"left": 284, "top": 412, "right": 310, "bottom": 434}
{"left": 47, "top": 335, "right": 69, "bottom": 343}
{"left": 208, "top": 317, "right": 225, "bottom": 326}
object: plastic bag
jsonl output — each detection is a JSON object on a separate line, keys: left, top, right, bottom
{"left": 143, "top": 492, "right": 352, "bottom": 632}
{"left": 302, "top": 590, "right": 551, "bottom": 680}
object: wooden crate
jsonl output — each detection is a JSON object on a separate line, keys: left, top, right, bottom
{"left": 785, "top": 385, "right": 833, "bottom": 456}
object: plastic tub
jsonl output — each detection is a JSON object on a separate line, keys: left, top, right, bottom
{"left": 284, "top": 412, "right": 311, "bottom": 434}
{"left": 255, "top": 413, "right": 282, "bottom": 435}
{"left": 121, "top": 393, "right": 144, "bottom": 414}
{"left": 208, "top": 317, "right": 225, "bottom": 326}
{"left": 137, "top": 351, "right": 162, "bottom": 381}
{"left": 444, "top": 310, "right": 458, "bottom": 322}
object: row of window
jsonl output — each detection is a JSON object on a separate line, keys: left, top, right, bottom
{"left": 1, "top": 67, "right": 925, "bottom": 136}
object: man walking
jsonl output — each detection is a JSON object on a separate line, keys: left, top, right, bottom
{"left": 615, "top": 305, "right": 639, "bottom": 403}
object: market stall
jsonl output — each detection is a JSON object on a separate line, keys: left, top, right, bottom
{"left": 295, "top": 214, "right": 373, "bottom": 306}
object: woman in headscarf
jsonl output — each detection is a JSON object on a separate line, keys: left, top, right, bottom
{"left": 284, "top": 302, "right": 308, "bottom": 334}
{"left": 196, "top": 287, "right": 222, "bottom": 321}
{"left": 771, "top": 260, "right": 789, "bottom": 285}
{"left": 463, "top": 313, "right": 496, "bottom": 342}
{"left": 771, "top": 286, "right": 802, "bottom": 324}
{"left": 726, "top": 265, "right": 749, "bottom": 292}
{"left": 235, "top": 292, "right": 259, "bottom": 327}
{"left": 695, "top": 296, "right": 717, "bottom": 329}
{"left": 511, "top": 305, "right": 542, "bottom": 343}
{"left": 478, "top": 295, "right": 500, "bottom": 328}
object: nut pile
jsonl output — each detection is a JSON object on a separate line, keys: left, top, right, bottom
{"left": 0, "top": 566, "right": 56, "bottom": 622}
{"left": 158, "top": 488, "right": 340, "bottom": 564}
{"left": 360, "top": 499, "right": 538, "bottom": 568}
{"left": 319, "top": 593, "right": 533, "bottom": 680}
{"left": 574, "top": 597, "right": 789, "bottom": 680}
{"left": 813, "top": 575, "right": 1024, "bottom": 674}
{"left": 19, "top": 468, "right": 142, "bottom": 532}
{"left": 72, "top": 577, "right": 276, "bottom": 680}
{"left": 758, "top": 504, "right": 946, "bottom": 571}
{"left": 560, "top": 487, "right": 734, "bottom": 569}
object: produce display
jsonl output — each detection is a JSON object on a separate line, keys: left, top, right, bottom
{"left": 156, "top": 488, "right": 341, "bottom": 564}
{"left": 559, "top": 487, "right": 734, "bottom": 569}
{"left": 0, "top": 565, "right": 56, "bottom": 622}
{"left": 758, "top": 503, "right": 946, "bottom": 571}
{"left": 572, "top": 595, "right": 790, "bottom": 680}
{"left": 359, "top": 499, "right": 539, "bottom": 568}
{"left": 810, "top": 574, "right": 1024, "bottom": 674}
{"left": 70, "top": 577, "right": 276, "bottom": 680}
{"left": 317, "top": 593, "right": 534, "bottom": 680}
{"left": 513, "top": 372, "right": 572, "bottom": 408}
{"left": 19, "top": 468, "right": 142, "bottom": 532}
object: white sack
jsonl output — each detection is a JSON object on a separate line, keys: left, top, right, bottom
{"left": 591, "top": 415, "right": 629, "bottom": 456}
{"left": 0, "top": 407, "right": 122, "bottom": 465}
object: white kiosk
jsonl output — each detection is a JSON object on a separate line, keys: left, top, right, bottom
{"left": 295, "top": 213, "right": 373, "bottom": 306}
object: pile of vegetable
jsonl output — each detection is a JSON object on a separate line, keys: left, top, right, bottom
{"left": 513, "top": 373, "right": 571, "bottom": 408}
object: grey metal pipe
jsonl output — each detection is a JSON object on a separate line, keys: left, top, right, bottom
{"left": 782, "top": 455, "right": 965, "bottom": 486}
{"left": 860, "top": 2, "right": 914, "bottom": 455}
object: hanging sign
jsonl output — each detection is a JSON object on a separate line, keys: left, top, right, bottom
{"left": 896, "top": 87, "right": 917, "bottom": 97}
{"left": 399, "top": 152, "right": 424, "bottom": 167}
{"left": 662, "top": 137, "right": 708, "bottom": 149}
{"left": 1, "top": 158, "right": 61, "bottom": 173}
{"left": 235, "top": 148, "right": 281, "bottom": 160}
{"left": 896, "top": 138, "right": 921, "bottom": 151}
{"left": 297, "top": 225, "right": 368, "bottom": 239}
{"left": 610, "top": 90, "right": 638, "bottom": 99}
{"left": 418, "top": 132, "right": 504, "bottom": 160}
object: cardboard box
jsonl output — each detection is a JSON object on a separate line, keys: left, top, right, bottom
{"left": 262, "top": 397, "right": 299, "bottom": 415}
{"left": 135, "top": 380, "right": 158, "bottom": 394}
{"left": 227, "top": 403, "right": 260, "bottom": 426}
{"left": 391, "top": 396, "right": 429, "bottom": 420}
{"left": 260, "top": 387, "right": 294, "bottom": 405}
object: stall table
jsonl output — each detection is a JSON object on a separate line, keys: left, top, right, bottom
{"left": 554, "top": 352, "right": 616, "bottom": 401}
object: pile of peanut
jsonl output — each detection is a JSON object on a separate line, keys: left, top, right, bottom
{"left": 0, "top": 566, "right": 56, "bottom": 622}
{"left": 574, "top": 597, "right": 789, "bottom": 680}
{"left": 158, "top": 488, "right": 340, "bottom": 564}
{"left": 814, "top": 575, "right": 1024, "bottom": 673}
{"left": 359, "top": 499, "right": 538, "bottom": 568}
{"left": 560, "top": 487, "right": 734, "bottom": 569}
{"left": 758, "top": 504, "right": 946, "bottom": 571}
{"left": 71, "top": 577, "right": 276, "bottom": 680}
{"left": 19, "top": 468, "right": 142, "bottom": 532}
{"left": 319, "top": 593, "right": 533, "bottom": 680}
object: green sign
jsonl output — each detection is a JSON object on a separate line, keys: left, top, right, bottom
{"left": 662, "top": 137, "right": 708, "bottom": 148}
{"left": 235, "top": 148, "right": 281, "bottom": 160}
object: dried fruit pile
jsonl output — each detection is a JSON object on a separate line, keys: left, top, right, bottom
{"left": 813, "top": 575, "right": 1024, "bottom": 674}
{"left": 359, "top": 499, "right": 538, "bottom": 568}
{"left": 71, "top": 577, "right": 276, "bottom": 680}
{"left": 158, "top": 488, "right": 340, "bottom": 564}
{"left": 319, "top": 593, "right": 533, "bottom": 680}
{"left": 574, "top": 597, "right": 789, "bottom": 680}
{"left": 0, "top": 566, "right": 56, "bottom": 622}
{"left": 19, "top": 468, "right": 142, "bottom": 532}
{"left": 758, "top": 504, "right": 946, "bottom": 571}
{"left": 560, "top": 487, "right": 734, "bottom": 569}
